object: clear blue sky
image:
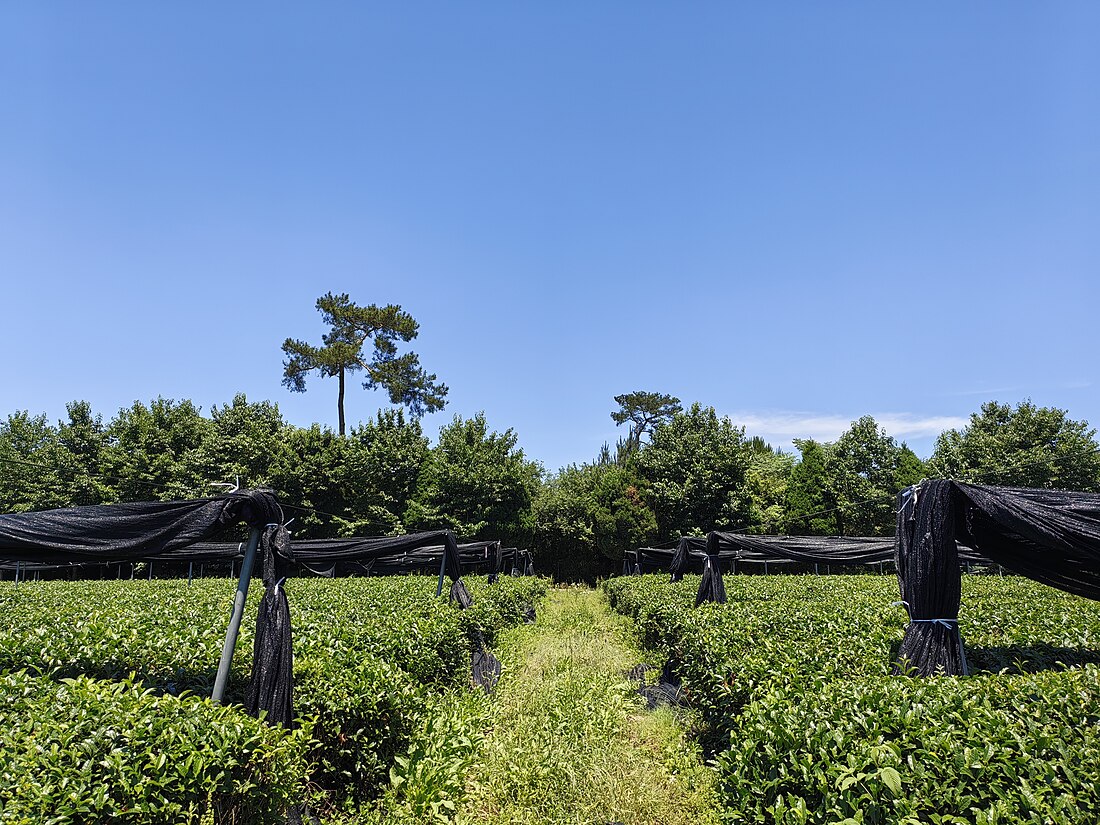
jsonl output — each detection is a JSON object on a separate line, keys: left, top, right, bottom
{"left": 2, "top": 3, "right": 1098, "bottom": 473}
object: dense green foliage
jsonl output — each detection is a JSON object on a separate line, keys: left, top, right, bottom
{"left": 0, "top": 575, "right": 547, "bottom": 817}
{"left": 603, "top": 574, "right": 1100, "bottom": 823}
{"left": 784, "top": 417, "right": 927, "bottom": 536}
{"left": 637, "top": 402, "right": 757, "bottom": 537}
{"left": 404, "top": 413, "right": 541, "bottom": 548}
{"left": 4, "top": 393, "right": 1100, "bottom": 580}
{"left": 532, "top": 460, "right": 657, "bottom": 580}
{"left": 0, "top": 670, "right": 308, "bottom": 825}
{"left": 930, "top": 399, "right": 1100, "bottom": 492}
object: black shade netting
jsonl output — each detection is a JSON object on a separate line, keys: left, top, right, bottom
{"left": 892, "top": 479, "right": 1100, "bottom": 677}
{"left": 246, "top": 523, "right": 294, "bottom": 727}
{"left": 0, "top": 490, "right": 281, "bottom": 563}
{"left": 450, "top": 578, "right": 473, "bottom": 610}
{"left": 670, "top": 541, "right": 691, "bottom": 582}
{"left": 711, "top": 532, "right": 898, "bottom": 565}
{"left": 951, "top": 482, "right": 1100, "bottom": 600}
{"left": 471, "top": 629, "right": 501, "bottom": 693}
{"left": 894, "top": 480, "right": 966, "bottom": 677}
{"left": 695, "top": 533, "right": 728, "bottom": 606}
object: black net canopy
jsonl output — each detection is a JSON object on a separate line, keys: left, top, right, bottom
{"left": 895, "top": 479, "right": 1100, "bottom": 676}
{"left": 636, "top": 530, "right": 984, "bottom": 609}
{"left": 0, "top": 490, "right": 282, "bottom": 563}
{"left": 662, "top": 533, "right": 932, "bottom": 607}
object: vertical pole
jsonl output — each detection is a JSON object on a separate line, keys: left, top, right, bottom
{"left": 188, "top": 562, "right": 194, "bottom": 587}
{"left": 148, "top": 561, "right": 153, "bottom": 581}
{"left": 435, "top": 548, "right": 448, "bottom": 598}
{"left": 14, "top": 561, "right": 20, "bottom": 587}
{"left": 212, "top": 528, "right": 262, "bottom": 704}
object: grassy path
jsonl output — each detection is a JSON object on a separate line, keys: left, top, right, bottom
{"left": 455, "top": 587, "right": 720, "bottom": 825}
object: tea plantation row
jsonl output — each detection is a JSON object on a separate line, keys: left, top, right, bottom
{"left": 603, "top": 574, "right": 1100, "bottom": 824}
{"left": 0, "top": 575, "right": 546, "bottom": 824}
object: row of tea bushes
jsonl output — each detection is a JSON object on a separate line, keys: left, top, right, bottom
{"left": 0, "top": 575, "right": 546, "bottom": 818}
{"left": 602, "top": 574, "right": 1100, "bottom": 823}
{"left": 0, "top": 670, "right": 307, "bottom": 824}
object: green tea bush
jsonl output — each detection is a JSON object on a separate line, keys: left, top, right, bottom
{"left": 0, "top": 574, "right": 548, "bottom": 812}
{"left": 603, "top": 574, "right": 1100, "bottom": 823}
{"left": 0, "top": 670, "right": 307, "bottom": 825}
{"left": 718, "top": 667, "right": 1100, "bottom": 824}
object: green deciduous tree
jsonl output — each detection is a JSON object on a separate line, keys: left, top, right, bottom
{"left": 55, "top": 401, "right": 114, "bottom": 506}
{"left": 0, "top": 412, "right": 70, "bottom": 512}
{"left": 636, "top": 403, "right": 754, "bottom": 538}
{"left": 611, "top": 391, "right": 682, "bottom": 452}
{"left": 282, "top": 292, "right": 448, "bottom": 436}
{"left": 341, "top": 410, "right": 430, "bottom": 535}
{"left": 929, "top": 399, "right": 1100, "bottom": 491}
{"left": 268, "top": 423, "right": 350, "bottom": 536}
{"left": 784, "top": 439, "right": 837, "bottom": 535}
{"left": 828, "top": 416, "right": 925, "bottom": 535}
{"left": 102, "top": 398, "right": 212, "bottom": 501}
{"left": 533, "top": 461, "right": 657, "bottom": 580}
{"left": 743, "top": 442, "right": 795, "bottom": 535}
{"left": 405, "top": 412, "right": 541, "bottom": 547}
{"left": 201, "top": 394, "right": 291, "bottom": 490}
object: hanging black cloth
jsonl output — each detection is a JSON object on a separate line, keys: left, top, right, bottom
{"left": 695, "top": 532, "right": 728, "bottom": 606}
{"left": 893, "top": 480, "right": 967, "bottom": 676}
{"left": 246, "top": 523, "right": 295, "bottom": 727}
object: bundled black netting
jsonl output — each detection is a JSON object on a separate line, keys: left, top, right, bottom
{"left": 471, "top": 638, "right": 502, "bottom": 691}
{"left": 695, "top": 533, "right": 728, "bottom": 606}
{"left": 246, "top": 523, "right": 294, "bottom": 727}
{"left": 894, "top": 480, "right": 966, "bottom": 677}
{"left": 449, "top": 578, "right": 473, "bottom": 609}
{"left": 488, "top": 542, "right": 504, "bottom": 582}
{"left": 893, "top": 480, "right": 1100, "bottom": 677}
{"left": 669, "top": 541, "right": 692, "bottom": 582}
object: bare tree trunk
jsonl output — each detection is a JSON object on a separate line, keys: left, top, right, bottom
{"left": 338, "top": 366, "right": 346, "bottom": 436}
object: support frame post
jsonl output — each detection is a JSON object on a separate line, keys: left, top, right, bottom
{"left": 211, "top": 527, "right": 262, "bottom": 703}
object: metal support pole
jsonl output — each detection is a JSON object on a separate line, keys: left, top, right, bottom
{"left": 435, "top": 548, "right": 448, "bottom": 598}
{"left": 148, "top": 561, "right": 153, "bottom": 581}
{"left": 14, "top": 561, "right": 20, "bottom": 587}
{"left": 188, "top": 562, "right": 193, "bottom": 587}
{"left": 212, "top": 527, "right": 262, "bottom": 704}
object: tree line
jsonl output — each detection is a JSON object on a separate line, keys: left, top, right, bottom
{"left": 2, "top": 393, "right": 1098, "bottom": 581}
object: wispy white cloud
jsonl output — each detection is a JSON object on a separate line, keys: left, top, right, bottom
{"left": 728, "top": 411, "right": 969, "bottom": 444}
